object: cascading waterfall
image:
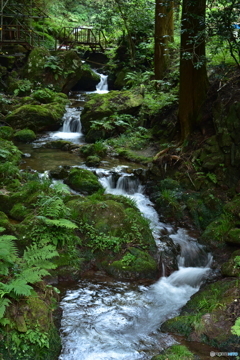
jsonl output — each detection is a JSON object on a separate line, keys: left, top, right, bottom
{"left": 59, "top": 167, "right": 212, "bottom": 360}
{"left": 94, "top": 70, "right": 108, "bottom": 94}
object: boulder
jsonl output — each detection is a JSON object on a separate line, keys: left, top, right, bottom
{"left": 22, "top": 47, "right": 99, "bottom": 94}
{"left": 66, "top": 194, "right": 158, "bottom": 280}
{"left": 81, "top": 90, "right": 143, "bottom": 140}
{"left": 65, "top": 168, "right": 103, "bottom": 195}
{"left": 6, "top": 102, "right": 67, "bottom": 132}
{"left": 161, "top": 279, "right": 240, "bottom": 352}
{"left": 221, "top": 250, "right": 240, "bottom": 277}
{"left": 13, "top": 129, "right": 36, "bottom": 143}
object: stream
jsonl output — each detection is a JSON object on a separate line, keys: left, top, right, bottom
{"left": 20, "top": 72, "right": 213, "bottom": 359}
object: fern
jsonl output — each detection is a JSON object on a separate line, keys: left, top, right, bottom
{"left": 37, "top": 216, "right": 78, "bottom": 229}
{"left": 0, "top": 234, "right": 18, "bottom": 275}
{"left": 23, "top": 244, "right": 59, "bottom": 267}
{"left": 0, "top": 298, "right": 11, "bottom": 318}
{"left": 7, "top": 279, "right": 32, "bottom": 297}
{"left": 37, "top": 195, "right": 67, "bottom": 218}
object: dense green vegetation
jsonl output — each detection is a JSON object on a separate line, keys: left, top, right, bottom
{"left": 1, "top": 0, "right": 240, "bottom": 358}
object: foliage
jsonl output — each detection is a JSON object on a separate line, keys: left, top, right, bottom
{"left": 106, "top": 127, "right": 151, "bottom": 151}
{"left": 152, "top": 344, "right": 194, "bottom": 360}
{"left": 0, "top": 227, "right": 59, "bottom": 321}
{"left": 30, "top": 195, "right": 79, "bottom": 247}
{"left": 206, "top": 0, "right": 240, "bottom": 66}
{"left": 13, "top": 79, "right": 33, "bottom": 97}
{"left": 231, "top": 317, "right": 240, "bottom": 336}
{"left": 79, "top": 221, "right": 125, "bottom": 252}
{"left": 43, "top": 55, "right": 76, "bottom": 80}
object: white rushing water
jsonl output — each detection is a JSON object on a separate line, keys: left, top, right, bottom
{"left": 59, "top": 166, "right": 212, "bottom": 360}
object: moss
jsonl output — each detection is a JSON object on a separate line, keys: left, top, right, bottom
{"left": 14, "top": 129, "right": 37, "bottom": 143}
{"left": 9, "top": 203, "right": 29, "bottom": 221}
{"left": 86, "top": 155, "right": 101, "bottom": 167}
{"left": 151, "top": 344, "right": 195, "bottom": 360}
{"left": 201, "top": 213, "right": 234, "bottom": 246}
{"left": 6, "top": 103, "right": 66, "bottom": 132}
{"left": 66, "top": 168, "right": 103, "bottom": 195}
{"left": 226, "top": 228, "right": 240, "bottom": 244}
{"left": 0, "top": 126, "right": 14, "bottom": 140}
{"left": 23, "top": 48, "right": 85, "bottom": 93}
{"left": 0, "top": 139, "right": 22, "bottom": 165}
{"left": 81, "top": 90, "right": 143, "bottom": 134}
{"left": 221, "top": 250, "right": 240, "bottom": 277}
{"left": 107, "top": 247, "right": 157, "bottom": 280}
{"left": 0, "top": 211, "right": 11, "bottom": 229}
{"left": 162, "top": 279, "right": 240, "bottom": 351}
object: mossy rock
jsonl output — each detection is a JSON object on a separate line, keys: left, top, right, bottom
{"left": 224, "top": 195, "right": 240, "bottom": 217}
{"left": 81, "top": 90, "right": 143, "bottom": 134}
{"left": 0, "top": 140, "right": 22, "bottom": 164}
{"left": 0, "top": 126, "right": 14, "bottom": 140}
{"left": 9, "top": 203, "right": 29, "bottom": 221}
{"left": 200, "top": 213, "right": 234, "bottom": 246}
{"left": 226, "top": 228, "right": 240, "bottom": 245}
{"left": 66, "top": 168, "right": 103, "bottom": 195}
{"left": 162, "top": 279, "right": 240, "bottom": 351}
{"left": 67, "top": 195, "right": 157, "bottom": 278}
{"left": 106, "top": 247, "right": 158, "bottom": 280}
{"left": 6, "top": 102, "right": 66, "bottom": 132}
{"left": 23, "top": 48, "right": 85, "bottom": 93}
{"left": 85, "top": 155, "right": 101, "bottom": 167}
{"left": 72, "top": 65, "right": 100, "bottom": 91}
{"left": 221, "top": 250, "right": 240, "bottom": 277}
{"left": 151, "top": 344, "right": 195, "bottom": 360}
{"left": 14, "top": 129, "right": 36, "bottom": 143}
{"left": 0, "top": 211, "right": 11, "bottom": 229}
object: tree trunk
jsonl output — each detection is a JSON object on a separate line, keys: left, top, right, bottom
{"left": 178, "top": 0, "right": 209, "bottom": 140}
{"left": 154, "top": 0, "right": 174, "bottom": 80}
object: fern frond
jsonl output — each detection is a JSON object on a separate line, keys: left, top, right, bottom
{"left": 7, "top": 279, "right": 32, "bottom": 297}
{"left": 18, "top": 268, "right": 51, "bottom": 284}
{"left": 0, "top": 298, "right": 11, "bottom": 319}
{"left": 23, "top": 244, "right": 59, "bottom": 267}
{"left": 0, "top": 262, "right": 10, "bottom": 276}
{"left": 37, "top": 216, "right": 78, "bottom": 229}
{"left": 0, "top": 235, "right": 18, "bottom": 273}
{"left": 38, "top": 196, "right": 67, "bottom": 218}
{"left": 51, "top": 182, "right": 71, "bottom": 195}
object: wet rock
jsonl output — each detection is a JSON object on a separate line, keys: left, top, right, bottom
{"left": 106, "top": 247, "right": 158, "bottom": 280}
{"left": 161, "top": 279, "right": 240, "bottom": 352}
{"left": 49, "top": 166, "right": 70, "bottom": 180}
{"left": 65, "top": 167, "right": 103, "bottom": 195}
{"left": 159, "top": 235, "right": 181, "bottom": 276}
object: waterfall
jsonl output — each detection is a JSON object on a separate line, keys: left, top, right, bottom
{"left": 94, "top": 70, "right": 108, "bottom": 93}
{"left": 97, "top": 167, "right": 212, "bottom": 283}
{"left": 61, "top": 108, "right": 82, "bottom": 133}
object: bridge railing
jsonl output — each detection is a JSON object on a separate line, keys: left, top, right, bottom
{"left": 56, "top": 26, "right": 107, "bottom": 51}
{"left": 0, "top": 24, "right": 45, "bottom": 48}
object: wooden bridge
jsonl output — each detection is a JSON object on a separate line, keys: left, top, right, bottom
{"left": 0, "top": 0, "right": 48, "bottom": 50}
{"left": 56, "top": 26, "right": 107, "bottom": 52}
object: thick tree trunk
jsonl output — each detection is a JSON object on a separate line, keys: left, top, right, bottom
{"left": 178, "top": 0, "right": 209, "bottom": 140}
{"left": 154, "top": 0, "right": 174, "bottom": 80}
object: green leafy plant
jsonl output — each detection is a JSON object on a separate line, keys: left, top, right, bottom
{"left": 0, "top": 227, "right": 59, "bottom": 321}
{"left": 13, "top": 79, "right": 32, "bottom": 96}
{"left": 231, "top": 317, "right": 240, "bottom": 336}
